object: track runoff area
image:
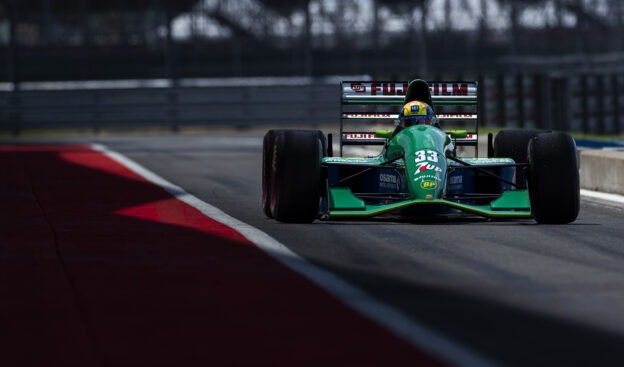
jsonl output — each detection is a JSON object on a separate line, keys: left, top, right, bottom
{"left": 0, "top": 143, "right": 499, "bottom": 367}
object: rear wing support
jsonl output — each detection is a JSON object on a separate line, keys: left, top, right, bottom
{"left": 339, "top": 81, "right": 479, "bottom": 156}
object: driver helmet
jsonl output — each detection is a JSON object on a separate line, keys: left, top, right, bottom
{"left": 399, "top": 101, "right": 438, "bottom": 128}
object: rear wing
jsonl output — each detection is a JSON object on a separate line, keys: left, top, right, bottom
{"left": 339, "top": 81, "right": 479, "bottom": 156}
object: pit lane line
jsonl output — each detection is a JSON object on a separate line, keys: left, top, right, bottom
{"left": 92, "top": 143, "right": 495, "bottom": 367}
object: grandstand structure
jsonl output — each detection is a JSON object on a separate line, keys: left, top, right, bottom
{"left": 1, "top": 0, "right": 623, "bottom": 81}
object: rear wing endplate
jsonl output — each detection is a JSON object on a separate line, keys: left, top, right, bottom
{"left": 339, "top": 81, "right": 479, "bottom": 155}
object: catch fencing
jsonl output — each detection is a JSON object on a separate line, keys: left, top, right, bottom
{"left": 0, "top": 74, "right": 622, "bottom": 135}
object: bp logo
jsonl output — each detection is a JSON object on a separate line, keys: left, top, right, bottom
{"left": 420, "top": 180, "right": 438, "bottom": 190}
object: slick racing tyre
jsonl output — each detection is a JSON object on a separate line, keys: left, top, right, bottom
{"left": 262, "top": 129, "right": 288, "bottom": 218}
{"left": 269, "top": 130, "right": 324, "bottom": 223}
{"left": 527, "top": 132, "right": 580, "bottom": 224}
{"left": 494, "top": 129, "right": 550, "bottom": 187}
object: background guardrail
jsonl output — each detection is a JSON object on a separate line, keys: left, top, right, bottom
{"left": 1, "top": 73, "right": 622, "bottom": 135}
{"left": 0, "top": 80, "right": 340, "bottom": 133}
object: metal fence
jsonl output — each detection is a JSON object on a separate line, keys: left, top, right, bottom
{"left": 1, "top": 73, "right": 623, "bottom": 135}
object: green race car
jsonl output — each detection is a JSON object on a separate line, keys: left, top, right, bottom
{"left": 262, "top": 79, "right": 579, "bottom": 224}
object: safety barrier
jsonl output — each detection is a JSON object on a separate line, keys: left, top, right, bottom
{"left": 0, "top": 73, "right": 622, "bottom": 134}
{"left": 0, "top": 79, "right": 339, "bottom": 133}
{"left": 580, "top": 149, "right": 624, "bottom": 196}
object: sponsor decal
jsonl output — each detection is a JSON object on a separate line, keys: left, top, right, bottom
{"left": 430, "top": 83, "right": 469, "bottom": 96}
{"left": 344, "top": 82, "right": 475, "bottom": 98}
{"left": 324, "top": 155, "right": 375, "bottom": 162}
{"left": 379, "top": 173, "right": 398, "bottom": 184}
{"left": 410, "top": 104, "right": 420, "bottom": 113}
{"left": 416, "top": 162, "right": 442, "bottom": 173}
{"left": 370, "top": 83, "right": 409, "bottom": 96}
{"left": 414, "top": 174, "right": 442, "bottom": 183}
{"left": 463, "top": 158, "right": 515, "bottom": 164}
{"left": 426, "top": 194, "right": 433, "bottom": 199}
{"left": 342, "top": 113, "right": 395, "bottom": 119}
{"left": 343, "top": 133, "right": 377, "bottom": 140}
{"left": 438, "top": 114, "right": 478, "bottom": 119}
{"left": 414, "top": 149, "right": 442, "bottom": 173}
{"left": 420, "top": 180, "right": 438, "bottom": 190}
{"left": 325, "top": 157, "right": 370, "bottom": 163}
{"left": 414, "top": 149, "right": 439, "bottom": 163}
{"left": 448, "top": 175, "right": 463, "bottom": 185}
{"left": 272, "top": 144, "right": 278, "bottom": 171}
{"left": 379, "top": 172, "right": 400, "bottom": 190}
{"left": 350, "top": 83, "right": 366, "bottom": 93}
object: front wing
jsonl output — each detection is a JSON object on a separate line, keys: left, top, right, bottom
{"left": 326, "top": 187, "right": 532, "bottom": 219}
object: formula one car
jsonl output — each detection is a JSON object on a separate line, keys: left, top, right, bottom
{"left": 262, "top": 79, "right": 579, "bottom": 224}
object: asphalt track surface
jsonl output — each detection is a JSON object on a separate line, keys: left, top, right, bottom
{"left": 3, "top": 131, "right": 624, "bottom": 366}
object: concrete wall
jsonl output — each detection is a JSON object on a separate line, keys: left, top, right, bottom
{"left": 580, "top": 149, "right": 624, "bottom": 196}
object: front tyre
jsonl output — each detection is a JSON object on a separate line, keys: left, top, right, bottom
{"left": 527, "top": 132, "right": 580, "bottom": 224}
{"left": 494, "top": 129, "right": 549, "bottom": 186}
{"left": 269, "top": 130, "right": 324, "bottom": 223}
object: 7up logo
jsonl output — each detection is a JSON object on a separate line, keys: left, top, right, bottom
{"left": 414, "top": 150, "right": 442, "bottom": 173}
{"left": 416, "top": 162, "right": 442, "bottom": 173}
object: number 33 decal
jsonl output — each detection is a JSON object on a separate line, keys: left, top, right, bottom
{"left": 414, "top": 150, "right": 439, "bottom": 163}
{"left": 414, "top": 150, "right": 442, "bottom": 173}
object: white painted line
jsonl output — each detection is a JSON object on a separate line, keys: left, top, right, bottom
{"left": 91, "top": 143, "right": 496, "bottom": 367}
{"left": 581, "top": 189, "right": 624, "bottom": 205}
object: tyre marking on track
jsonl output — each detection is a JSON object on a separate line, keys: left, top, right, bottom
{"left": 91, "top": 143, "right": 496, "bottom": 367}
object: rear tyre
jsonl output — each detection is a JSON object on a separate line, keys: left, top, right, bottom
{"left": 262, "top": 130, "right": 286, "bottom": 218}
{"left": 269, "top": 130, "right": 324, "bottom": 223}
{"left": 527, "top": 132, "right": 580, "bottom": 224}
{"left": 494, "top": 129, "right": 550, "bottom": 186}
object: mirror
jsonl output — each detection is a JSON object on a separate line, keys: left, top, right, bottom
{"left": 449, "top": 130, "right": 468, "bottom": 139}
{"left": 375, "top": 129, "right": 393, "bottom": 139}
